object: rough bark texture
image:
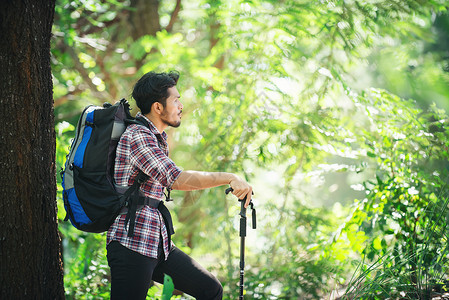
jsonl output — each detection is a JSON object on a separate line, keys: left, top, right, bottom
{"left": 0, "top": 1, "right": 64, "bottom": 299}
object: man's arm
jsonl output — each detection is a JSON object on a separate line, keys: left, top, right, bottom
{"left": 171, "top": 171, "right": 253, "bottom": 207}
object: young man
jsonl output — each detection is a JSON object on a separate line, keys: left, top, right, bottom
{"left": 107, "top": 71, "right": 253, "bottom": 299}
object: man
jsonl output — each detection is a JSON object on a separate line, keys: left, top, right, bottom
{"left": 107, "top": 71, "right": 253, "bottom": 299}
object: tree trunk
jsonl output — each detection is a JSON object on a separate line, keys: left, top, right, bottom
{"left": 0, "top": 1, "right": 64, "bottom": 299}
{"left": 129, "top": 0, "right": 161, "bottom": 40}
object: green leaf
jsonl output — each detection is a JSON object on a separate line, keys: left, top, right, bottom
{"left": 367, "top": 151, "right": 376, "bottom": 158}
{"left": 161, "top": 274, "right": 174, "bottom": 300}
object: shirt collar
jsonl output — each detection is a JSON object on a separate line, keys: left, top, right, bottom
{"left": 136, "top": 112, "right": 168, "bottom": 140}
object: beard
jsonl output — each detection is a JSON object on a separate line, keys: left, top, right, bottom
{"left": 161, "top": 111, "right": 181, "bottom": 128}
{"left": 164, "top": 119, "right": 181, "bottom": 128}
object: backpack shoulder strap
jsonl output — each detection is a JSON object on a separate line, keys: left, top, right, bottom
{"left": 133, "top": 115, "right": 165, "bottom": 148}
{"left": 134, "top": 115, "right": 150, "bottom": 128}
{"left": 132, "top": 115, "right": 173, "bottom": 202}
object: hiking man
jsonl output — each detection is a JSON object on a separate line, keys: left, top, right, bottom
{"left": 106, "top": 70, "right": 253, "bottom": 299}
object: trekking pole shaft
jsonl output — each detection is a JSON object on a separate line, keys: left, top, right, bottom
{"left": 239, "top": 199, "right": 246, "bottom": 299}
{"left": 240, "top": 204, "right": 247, "bottom": 237}
{"left": 225, "top": 187, "right": 255, "bottom": 299}
{"left": 240, "top": 235, "right": 245, "bottom": 299}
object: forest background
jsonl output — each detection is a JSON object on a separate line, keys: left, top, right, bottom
{"left": 51, "top": 0, "right": 449, "bottom": 299}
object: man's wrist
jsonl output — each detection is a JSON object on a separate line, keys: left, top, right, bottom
{"left": 226, "top": 173, "right": 239, "bottom": 185}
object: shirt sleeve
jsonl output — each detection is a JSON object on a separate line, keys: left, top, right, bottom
{"left": 129, "top": 127, "right": 182, "bottom": 189}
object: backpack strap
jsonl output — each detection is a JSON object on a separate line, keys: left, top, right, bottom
{"left": 157, "top": 201, "right": 175, "bottom": 247}
{"left": 133, "top": 115, "right": 174, "bottom": 202}
{"left": 122, "top": 171, "right": 175, "bottom": 239}
{"left": 122, "top": 116, "right": 174, "bottom": 238}
{"left": 122, "top": 171, "right": 148, "bottom": 237}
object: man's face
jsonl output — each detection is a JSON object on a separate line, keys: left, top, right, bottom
{"left": 161, "top": 86, "right": 183, "bottom": 128}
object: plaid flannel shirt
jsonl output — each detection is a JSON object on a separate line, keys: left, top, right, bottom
{"left": 107, "top": 113, "right": 182, "bottom": 259}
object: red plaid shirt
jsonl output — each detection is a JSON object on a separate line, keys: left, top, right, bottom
{"left": 107, "top": 113, "right": 182, "bottom": 259}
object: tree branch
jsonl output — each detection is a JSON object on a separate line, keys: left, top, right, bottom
{"left": 79, "top": 13, "right": 127, "bottom": 36}
{"left": 61, "top": 43, "right": 111, "bottom": 101}
{"left": 93, "top": 30, "right": 119, "bottom": 99}
{"left": 165, "top": 0, "right": 182, "bottom": 33}
{"left": 53, "top": 87, "right": 83, "bottom": 108}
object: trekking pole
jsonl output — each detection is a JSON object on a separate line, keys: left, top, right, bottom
{"left": 225, "top": 188, "right": 256, "bottom": 300}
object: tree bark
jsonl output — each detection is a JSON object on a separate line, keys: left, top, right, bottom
{"left": 0, "top": 1, "right": 64, "bottom": 299}
{"left": 129, "top": 0, "right": 161, "bottom": 40}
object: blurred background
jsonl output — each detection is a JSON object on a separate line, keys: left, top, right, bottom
{"left": 52, "top": 0, "right": 449, "bottom": 299}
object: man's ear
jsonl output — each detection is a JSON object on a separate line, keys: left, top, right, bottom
{"left": 152, "top": 102, "right": 164, "bottom": 115}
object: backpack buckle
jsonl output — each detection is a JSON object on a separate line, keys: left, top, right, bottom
{"left": 164, "top": 188, "right": 173, "bottom": 202}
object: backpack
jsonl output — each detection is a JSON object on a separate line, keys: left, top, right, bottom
{"left": 61, "top": 99, "right": 150, "bottom": 236}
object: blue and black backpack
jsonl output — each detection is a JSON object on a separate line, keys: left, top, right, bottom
{"left": 61, "top": 99, "right": 150, "bottom": 236}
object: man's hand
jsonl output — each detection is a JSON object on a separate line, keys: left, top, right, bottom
{"left": 229, "top": 177, "right": 252, "bottom": 208}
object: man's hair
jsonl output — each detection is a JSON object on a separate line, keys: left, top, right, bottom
{"left": 132, "top": 71, "right": 180, "bottom": 114}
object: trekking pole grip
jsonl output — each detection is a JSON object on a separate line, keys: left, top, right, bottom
{"left": 225, "top": 187, "right": 233, "bottom": 195}
{"left": 225, "top": 188, "right": 254, "bottom": 202}
{"left": 225, "top": 188, "right": 256, "bottom": 229}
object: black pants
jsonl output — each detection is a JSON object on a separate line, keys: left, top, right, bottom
{"left": 107, "top": 241, "right": 223, "bottom": 300}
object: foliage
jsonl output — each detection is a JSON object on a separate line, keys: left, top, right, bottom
{"left": 223, "top": 203, "right": 346, "bottom": 299}
{"left": 62, "top": 233, "right": 110, "bottom": 299}
{"left": 333, "top": 89, "right": 449, "bottom": 298}
{"left": 342, "top": 197, "right": 449, "bottom": 299}
{"left": 52, "top": 0, "right": 449, "bottom": 298}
